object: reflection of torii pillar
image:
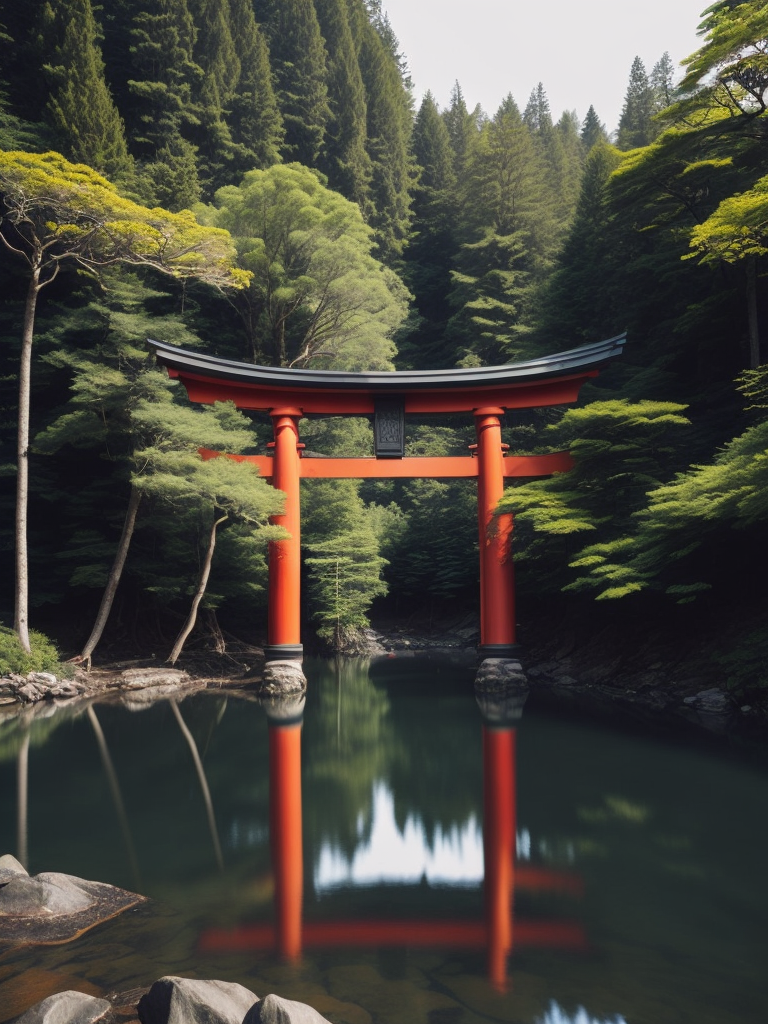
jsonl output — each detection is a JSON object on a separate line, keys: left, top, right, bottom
{"left": 474, "top": 408, "right": 517, "bottom": 657}
{"left": 266, "top": 410, "right": 304, "bottom": 662}
{"left": 478, "top": 683, "right": 528, "bottom": 992}
{"left": 266, "top": 698, "right": 305, "bottom": 960}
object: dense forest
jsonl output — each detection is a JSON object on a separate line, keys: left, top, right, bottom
{"left": 0, "top": 0, "right": 766, "bottom": 689}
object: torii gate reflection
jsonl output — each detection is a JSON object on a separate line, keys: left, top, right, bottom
{"left": 199, "top": 687, "right": 586, "bottom": 992}
{"left": 149, "top": 335, "right": 625, "bottom": 663}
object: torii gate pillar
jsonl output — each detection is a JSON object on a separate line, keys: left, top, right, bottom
{"left": 475, "top": 408, "right": 517, "bottom": 657}
{"left": 266, "top": 409, "right": 303, "bottom": 661}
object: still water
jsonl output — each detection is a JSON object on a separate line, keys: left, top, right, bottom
{"left": 0, "top": 656, "right": 767, "bottom": 1024}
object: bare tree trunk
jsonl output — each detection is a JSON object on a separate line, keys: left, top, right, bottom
{"left": 15, "top": 273, "right": 41, "bottom": 653}
{"left": 204, "top": 608, "right": 226, "bottom": 654}
{"left": 167, "top": 513, "right": 228, "bottom": 665}
{"left": 746, "top": 256, "right": 761, "bottom": 369}
{"left": 76, "top": 485, "right": 142, "bottom": 669}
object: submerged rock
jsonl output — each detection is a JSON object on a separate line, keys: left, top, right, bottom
{"left": 137, "top": 977, "right": 259, "bottom": 1024}
{"left": 13, "top": 990, "right": 111, "bottom": 1024}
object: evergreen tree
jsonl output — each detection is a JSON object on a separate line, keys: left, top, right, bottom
{"left": 357, "top": 15, "right": 415, "bottom": 259}
{"left": 442, "top": 81, "right": 483, "bottom": 186}
{"left": 401, "top": 92, "right": 458, "bottom": 367}
{"left": 125, "top": 0, "right": 203, "bottom": 208}
{"left": 446, "top": 95, "right": 554, "bottom": 365}
{"left": 617, "top": 57, "right": 655, "bottom": 149}
{"left": 523, "top": 82, "right": 553, "bottom": 133}
{"left": 254, "top": 0, "right": 330, "bottom": 166}
{"left": 580, "top": 104, "right": 608, "bottom": 151}
{"left": 41, "top": 0, "right": 133, "bottom": 181}
{"left": 226, "top": 0, "right": 284, "bottom": 174}
{"left": 650, "top": 51, "right": 676, "bottom": 112}
{"left": 314, "top": 0, "right": 372, "bottom": 209}
{"left": 185, "top": 0, "right": 240, "bottom": 192}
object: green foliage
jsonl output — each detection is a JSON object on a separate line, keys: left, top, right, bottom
{"left": 0, "top": 622, "right": 59, "bottom": 675}
{"left": 255, "top": 0, "right": 330, "bottom": 166}
{"left": 200, "top": 162, "right": 409, "bottom": 368}
{"left": 42, "top": 0, "right": 133, "bottom": 181}
{"left": 500, "top": 400, "right": 691, "bottom": 598}
{"left": 0, "top": 149, "right": 249, "bottom": 290}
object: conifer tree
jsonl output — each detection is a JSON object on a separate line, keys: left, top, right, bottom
{"left": 126, "top": 0, "right": 203, "bottom": 208}
{"left": 581, "top": 105, "right": 608, "bottom": 151}
{"left": 402, "top": 92, "right": 458, "bottom": 367}
{"left": 185, "top": 0, "right": 240, "bottom": 191}
{"left": 227, "top": 0, "right": 284, "bottom": 174}
{"left": 41, "top": 0, "right": 133, "bottom": 181}
{"left": 314, "top": 0, "right": 372, "bottom": 209}
{"left": 446, "top": 95, "right": 549, "bottom": 365}
{"left": 650, "top": 52, "right": 676, "bottom": 112}
{"left": 617, "top": 57, "right": 656, "bottom": 149}
{"left": 254, "top": 0, "right": 330, "bottom": 166}
{"left": 357, "top": 16, "right": 415, "bottom": 259}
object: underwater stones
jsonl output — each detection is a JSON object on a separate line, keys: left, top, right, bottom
{"left": 260, "top": 661, "right": 307, "bottom": 696}
{"left": 243, "top": 994, "right": 332, "bottom": 1024}
{"left": 13, "top": 990, "right": 111, "bottom": 1024}
{"left": 0, "top": 860, "right": 146, "bottom": 946}
{"left": 137, "top": 977, "right": 259, "bottom": 1024}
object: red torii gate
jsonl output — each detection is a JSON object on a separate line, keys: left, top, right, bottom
{"left": 149, "top": 335, "right": 625, "bottom": 661}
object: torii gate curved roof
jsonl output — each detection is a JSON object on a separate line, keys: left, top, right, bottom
{"left": 148, "top": 333, "right": 625, "bottom": 415}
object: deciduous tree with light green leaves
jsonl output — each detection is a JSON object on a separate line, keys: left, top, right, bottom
{"left": 0, "top": 149, "right": 249, "bottom": 652}
{"left": 199, "top": 162, "right": 410, "bottom": 369}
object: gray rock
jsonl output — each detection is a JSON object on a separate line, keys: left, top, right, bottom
{"left": 27, "top": 672, "right": 58, "bottom": 687}
{"left": 474, "top": 658, "right": 527, "bottom": 691}
{"left": 244, "top": 995, "right": 332, "bottom": 1024}
{"left": 260, "top": 661, "right": 307, "bottom": 696}
{"left": 0, "top": 853, "right": 28, "bottom": 883}
{"left": 14, "top": 990, "right": 110, "bottom": 1024}
{"left": 137, "top": 977, "right": 259, "bottom": 1024}
{"left": 683, "top": 688, "right": 732, "bottom": 713}
{"left": 115, "top": 668, "right": 192, "bottom": 691}
{"left": 17, "top": 683, "right": 44, "bottom": 703}
{"left": 0, "top": 873, "right": 93, "bottom": 916}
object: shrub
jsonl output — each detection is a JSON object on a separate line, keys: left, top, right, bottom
{"left": 0, "top": 625, "right": 61, "bottom": 676}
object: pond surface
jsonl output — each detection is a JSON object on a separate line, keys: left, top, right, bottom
{"left": 0, "top": 655, "right": 767, "bottom": 1024}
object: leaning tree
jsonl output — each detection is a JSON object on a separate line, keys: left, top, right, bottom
{"left": 0, "top": 149, "right": 250, "bottom": 652}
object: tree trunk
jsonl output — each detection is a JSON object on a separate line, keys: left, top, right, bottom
{"left": 77, "top": 484, "right": 142, "bottom": 669}
{"left": 746, "top": 256, "right": 761, "bottom": 369}
{"left": 167, "top": 513, "right": 228, "bottom": 665}
{"left": 15, "top": 272, "right": 41, "bottom": 653}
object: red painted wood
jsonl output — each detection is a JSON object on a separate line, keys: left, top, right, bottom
{"left": 175, "top": 371, "right": 598, "bottom": 414}
{"left": 198, "top": 449, "right": 574, "bottom": 480}
{"left": 475, "top": 411, "right": 516, "bottom": 648}
{"left": 269, "top": 722, "right": 303, "bottom": 961}
{"left": 268, "top": 414, "right": 301, "bottom": 648}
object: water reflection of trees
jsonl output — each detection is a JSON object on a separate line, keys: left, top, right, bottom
{"left": 302, "top": 658, "right": 403, "bottom": 860}
{"left": 302, "top": 658, "right": 481, "bottom": 860}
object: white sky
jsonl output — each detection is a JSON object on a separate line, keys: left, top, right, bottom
{"left": 381, "top": 0, "right": 709, "bottom": 133}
